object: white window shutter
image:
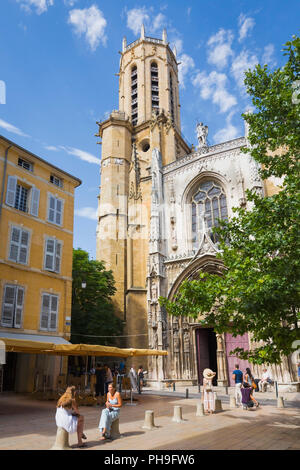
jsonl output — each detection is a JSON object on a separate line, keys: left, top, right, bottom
{"left": 45, "top": 238, "right": 55, "bottom": 271}
{"left": 49, "top": 295, "right": 58, "bottom": 331}
{"left": 18, "top": 229, "right": 29, "bottom": 264}
{"left": 40, "top": 294, "right": 50, "bottom": 330}
{"left": 30, "top": 187, "right": 40, "bottom": 217}
{"left": 55, "top": 199, "right": 62, "bottom": 225}
{"left": 48, "top": 195, "right": 55, "bottom": 222}
{"left": 9, "top": 227, "right": 21, "bottom": 262}
{"left": 14, "top": 287, "right": 24, "bottom": 328}
{"left": 55, "top": 241, "right": 62, "bottom": 273}
{"left": 6, "top": 176, "right": 17, "bottom": 207}
{"left": 1, "top": 286, "right": 15, "bottom": 327}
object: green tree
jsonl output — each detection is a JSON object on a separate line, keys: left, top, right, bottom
{"left": 71, "top": 249, "right": 123, "bottom": 345}
{"left": 160, "top": 35, "right": 300, "bottom": 365}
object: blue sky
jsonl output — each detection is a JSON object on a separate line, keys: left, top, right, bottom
{"left": 0, "top": 0, "right": 299, "bottom": 259}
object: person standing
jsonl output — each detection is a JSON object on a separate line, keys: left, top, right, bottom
{"left": 244, "top": 367, "right": 257, "bottom": 392}
{"left": 232, "top": 364, "right": 243, "bottom": 407}
{"left": 95, "top": 363, "right": 106, "bottom": 406}
{"left": 104, "top": 364, "right": 113, "bottom": 400}
{"left": 202, "top": 369, "right": 216, "bottom": 415}
{"left": 297, "top": 362, "right": 300, "bottom": 383}
{"left": 137, "top": 366, "right": 144, "bottom": 394}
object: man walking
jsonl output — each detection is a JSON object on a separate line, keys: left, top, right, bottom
{"left": 232, "top": 364, "right": 243, "bottom": 407}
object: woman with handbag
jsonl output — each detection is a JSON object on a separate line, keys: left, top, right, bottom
{"left": 55, "top": 386, "right": 87, "bottom": 448}
{"left": 202, "top": 368, "right": 216, "bottom": 415}
{"left": 245, "top": 368, "right": 257, "bottom": 391}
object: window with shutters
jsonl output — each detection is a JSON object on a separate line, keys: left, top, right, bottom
{"left": 1, "top": 285, "right": 25, "bottom": 328}
{"left": 44, "top": 237, "right": 62, "bottom": 273}
{"left": 40, "top": 293, "right": 59, "bottom": 331}
{"left": 50, "top": 175, "right": 63, "bottom": 188}
{"left": 5, "top": 175, "right": 40, "bottom": 217}
{"left": 47, "top": 194, "right": 64, "bottom": 226}
{"left": 18, "top": 157, "right": 33, "bottom": 172}
{"left": 8, "top": 226, "right": 30, "bottom": 265}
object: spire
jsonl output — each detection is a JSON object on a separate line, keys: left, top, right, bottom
{"left": 122, "top": 36, "right": 127, "bottom": 52}
{"left": 173, "top": 45, "right": 177, "bottom": 58}
{"left": 141, "top": 23, "right": 145, "bottom": 39}
{"left": 162, "top": 29, "right": 167, "bottom": 44}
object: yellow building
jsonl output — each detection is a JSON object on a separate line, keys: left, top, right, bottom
{"left": 0, "top": 135, "right": 81, "bottom": 392}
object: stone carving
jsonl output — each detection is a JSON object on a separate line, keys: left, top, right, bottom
{"left": 183, "top": 331, "right": 190, "bottom": 353}
{"left": 129, "top": 142, "right": 142, "bottom": 201}
{"left": 196, "top": 122, "right": 208, "bottom": 148}
{"left": 173, "top": 330, "right": 180, "bottom": 353}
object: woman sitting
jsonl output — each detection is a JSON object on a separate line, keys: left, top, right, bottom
{"left": 55, "top": 386, "right": 87, "bottom": 448}
{"left": 99, "top": 383, "right": 122, "bottom": 440}
{"left": 241, "top": 382, "right": 260, "bottom": 410}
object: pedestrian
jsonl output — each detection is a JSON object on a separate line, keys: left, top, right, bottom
{"left": 129, "top": 366, "right": 137, "bottom": 391}
{"left": 297, "top": 362, "right": 300, "bottom": 383}
{"left": 244, "top": 367, "right": 257, "bottom": 391}
{"left": 95, "top": 363, "right": 106, "bottom": 406}
{"left": 137, "top": 365, "right": 144, "bottom": 394}
{"left": 232, "top": 364, "right": 243, "bottom": 407}
{"left": 55, "top": 386, "right": 87, "bottom": 448}
{"left": 119, "top": 359, "right": 125, "bottom": 374}
{"left": 241, "top": 382, "right": 260, "bottom": 410}
{"left": 202, "top": 368, "right": 216, "bottom": 415}
{"left": 104, "top": 364, "right": 113, "bottom": 400}
{"left": 99, "top": 383, "right": 122, "bottom": 440}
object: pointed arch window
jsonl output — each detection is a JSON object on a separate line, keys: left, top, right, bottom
{"left": 151, "top": 62, "right": 159, "bottom": 111}
{"left": 191, "top": 180, "right": 228, "bottom": 248}
{"left": 170, "top": 72, "right": 175, "bottom": 123}
{"left": 131, "top": 66, "right": 138, "bottom": 126}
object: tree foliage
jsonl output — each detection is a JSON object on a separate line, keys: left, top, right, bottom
{"left": 160, "top": 35, "right": 300, "bottom": 365}
{"left": 71, "top": 249, "right": 123, "bottom": 345}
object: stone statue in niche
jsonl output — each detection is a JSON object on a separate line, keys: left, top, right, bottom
{"left": 196, "top": 122, "right": 208, "bottom": 148}
{"left": 151, "top": 281, "right": 158, "bottom": 303}
{"left": 173, "top": 330, "right": 180, "bottom": 353}
{"left": 183, "top": 331, "right": 190, "bottom": 353}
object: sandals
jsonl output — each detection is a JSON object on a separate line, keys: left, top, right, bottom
{"left": 82, "top": 433, "right": 87, "bottom": 440}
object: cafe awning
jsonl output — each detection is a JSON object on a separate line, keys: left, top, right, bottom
{"left": 0, "top": 336, "right": 168, "bottom": 357}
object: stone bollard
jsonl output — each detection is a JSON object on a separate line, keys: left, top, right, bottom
{"left": 196, "top": 401, "right": 205, "bottom": 417}
{"left": 142, "top": 410, "right": 156, "bottom": 430}
{"left": 172, "top": 406, "right": 184, "bottom": 423}
{"left": 215, "top": 399, "right": 223, "bottom": 412}
{"left": 51, "top": 427, "right": 71, "bottom": 450}
{"left": 230, "top": 396, "right": 236, "bottom": 408}
{"left": 110, "top": 418, "right": 121, "bottom": 439}
{"left": 277, "top": 397, "right": 284, "bottom": 408}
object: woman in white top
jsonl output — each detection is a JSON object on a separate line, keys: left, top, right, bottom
{"left": 202, "top": 368, "right": 216, "bottom": 415}
{"left": 55, "top": 386, "right": 87, "bottom": 448}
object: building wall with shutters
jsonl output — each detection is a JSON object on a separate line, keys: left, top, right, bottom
{"left": 0, "top": 136, "right": 81, "bottom": 392}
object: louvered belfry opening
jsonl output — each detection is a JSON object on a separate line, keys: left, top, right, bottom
{"left": 170, "top": 72, "right": 175, "bottom": 124}
{"left": 131, "top": 66, "right": 138, "bottom": 126}
{"left": 151, "top": 62, "right": 159, "bottom": 112}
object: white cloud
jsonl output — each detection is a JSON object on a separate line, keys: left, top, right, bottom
{"left": 68, "top": 5, "right": 107, "bottom": 51}
{"left": 0, "top": 118, "right": 29, "bottom": 137}
{"left": 16, "top": 0, "right": 54, "bottom": 15}
{"left": 126, "top": 7, "right": 150, "bottom": 36}
{"left": 171, "top": 38, "right": 183, "bottom": 55}
{"left": 44, "top": 145, "right": 59, "bottom": 151}
{"left": 207, "top": 29, "right": 234, "bottom": 69}
{"left": 178, "top": 54, "right": 195, "bottom": 88}
{"left": 75, "top": 207, "right": 98, "bottom": 220}
{"left": 262, "top": 44, "right": 277, "bottom": 67}
{"left": 60, "top": 146, "right": 100, "bottom": 165}
{"left": 213, "top": 111, "right": 240, "bottom": 143}
{"left": 126, "top": 7, "right": 168, "bottom": 37}
{"left": 231, "top": 50, "right": 258, "bottom": 90}
{"left": 64, "top": 0, "right": 77, "bottom": 6}
{"left": 238, "top": 14, "right": 255, "bottom": 42}
{"left": 192, "top": 71, "right": 237, "bottom": 113}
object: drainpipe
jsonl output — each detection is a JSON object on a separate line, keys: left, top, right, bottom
{"left": 0, "top": 145, "right": 12, "bottom": 225}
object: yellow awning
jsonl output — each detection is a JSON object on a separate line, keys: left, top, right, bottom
{"left": 0, "top": 337, "right": 168, "bottom": 357}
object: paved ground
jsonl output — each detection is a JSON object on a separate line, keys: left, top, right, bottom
{"left": 0, "top": 389, "right": 299, "bottom": 451}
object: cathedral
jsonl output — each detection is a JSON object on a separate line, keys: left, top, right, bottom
{"left": 95, "top": 26, "right": 296, "bottom": 388}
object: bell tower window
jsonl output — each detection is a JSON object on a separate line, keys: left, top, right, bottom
{"left": 131, "top": 66, "right": 138, "bottom": 126}
{"left": 170, "top": 72, "right": 175, "bottom": 124}
{"left": 151, "top": 62, "right": 159, "bottom": 112}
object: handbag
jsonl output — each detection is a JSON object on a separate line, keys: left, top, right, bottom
{"left": 251, "top": 380, "right": 257, "bottom": 389}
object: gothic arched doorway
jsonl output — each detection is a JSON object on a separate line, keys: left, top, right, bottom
{"left": 195, "top": 328, "right": 218, "bottom": 385}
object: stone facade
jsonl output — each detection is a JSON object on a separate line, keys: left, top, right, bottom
{"left": 96, "top": 27, "right": 297, "bottom": 386}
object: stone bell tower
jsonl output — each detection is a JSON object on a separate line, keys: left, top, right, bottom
{"left": 96, "top": 25, "right": 190, "bottom": 359}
